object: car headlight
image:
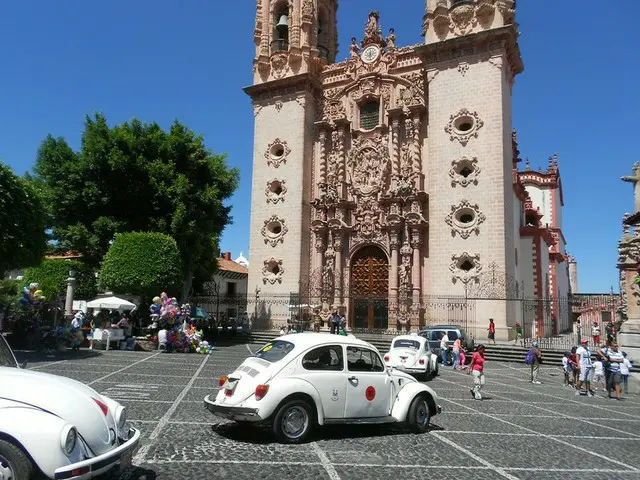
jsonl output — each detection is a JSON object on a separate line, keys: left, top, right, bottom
{"left": 61, "top": 425, "right": 77, "bottom": 455}
{"left": 115, "top": 405, "right": 127, "bottom": 431}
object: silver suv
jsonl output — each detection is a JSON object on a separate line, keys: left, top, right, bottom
{"left": 419, "top": 325, "right": 475, "bottom": 363}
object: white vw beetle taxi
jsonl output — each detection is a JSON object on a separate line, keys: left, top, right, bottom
{"left": 0, "top": 334, "right": 140, "bottom": 479}
{"left": 204, "top": 333, "right": 442, "bottom": 443}
{"left": 383, "top": 334, "right": 439, "bottom": 379}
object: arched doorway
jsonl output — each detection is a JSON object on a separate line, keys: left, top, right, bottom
{"left": 350, "top": 246, "right": 389, "bottom": 330}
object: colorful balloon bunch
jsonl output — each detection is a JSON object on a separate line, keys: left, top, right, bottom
{"left": 19, "top": 283, "right": 46, "bottom": 311}
{"left": 196, "top": 340, "right": 213, "bottom": 355}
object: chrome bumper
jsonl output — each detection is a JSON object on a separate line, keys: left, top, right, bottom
{"left": 203, "top": 395, "right": 261, "bottom": 421}
{"left": 54, "top": 427, "right": 140, "bottom": 480}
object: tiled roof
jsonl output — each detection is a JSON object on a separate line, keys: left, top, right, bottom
{"left": 218, "top": 258, "right": 248, "bottom": 275}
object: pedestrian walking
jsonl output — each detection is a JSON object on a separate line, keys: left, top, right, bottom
{"left": 452, "top": 337, "right": 462, "bottom": 369}
{"left": 330, "top": 311, "right": 341, "bottom": 334}
{"left": 468, "top": 344, "right": 486, "bottom": 400}
{"left": 575, "top": 338, "right": 594, "bottom": 396}
{"left": 440, "top": 331, "right": 450, "bottom": 366}
{"left": 487, "top": 318, "right": 496, "bottom": 344}
{"left": 562, "top": 351, "right": 572, "bottom": 387}
{"left": 570, "top": 346, "right": 580, "bottom": 387}
{"left": 525, "top": 342, "right": 542, "bottom": 384}
{"left": 592, "top": 322, "right": 601, "bottom": 347}
{"left": 604, "top": 343, "right": 624, "bottom": 400}
{"left": 620, "top": 352, "right": 633, "bottom": 395}
{"left": 514, "top": 322, "right": 524, "bottom": 346}
{"left": 593, "top": 354, "right": 605, "bottom": 391}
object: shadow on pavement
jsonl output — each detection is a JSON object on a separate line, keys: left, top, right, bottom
{"left": 114, "top": 466, "right": 158, "bottom": 480}
{"left": 14, "top": 348, "right": 104, "bottom": 364}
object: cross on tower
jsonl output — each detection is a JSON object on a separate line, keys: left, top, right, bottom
{"left": 621, "top": 162, "right": 640, "bottom": 213}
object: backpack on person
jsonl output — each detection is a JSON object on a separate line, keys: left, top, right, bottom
{"left": 524, "top": 348, "right": 536, "bottom": 365}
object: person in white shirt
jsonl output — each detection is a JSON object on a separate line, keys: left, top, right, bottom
{"left": 592, "top": 356, "right": 605, "bottom": 391}
{"left": 575, "top": 338, "right": 594, "bottom": 397}
{"left": 440, "top": 332, "right": 450, "bottom": 366}
{"left": 620, "top": 351, "right": 633, "bottom": 396}
{"left": 157, "top": 328, "right": 169, "bottom": 352}
{"left": 562, "top": 352, "right": 572, "bottom": 387}
{"left": 604, "top": 343, "right": 624, "bottom": 400}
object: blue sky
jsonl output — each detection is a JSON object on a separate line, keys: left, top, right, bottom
{"left": 1, "top": 1, "right": 637, "bottom": 294}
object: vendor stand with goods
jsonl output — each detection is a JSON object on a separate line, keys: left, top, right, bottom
{"left": 86, "top": 296, "right": 137, "bottom": 350}
{"left": 147, "top": 292, "right": 213, "bottom": 354}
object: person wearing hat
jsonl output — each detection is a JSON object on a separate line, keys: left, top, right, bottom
{"left": 575, "top": 338, "right": 594, "bottom": 397}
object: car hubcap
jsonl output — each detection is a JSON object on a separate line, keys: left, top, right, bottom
{"left": 0, "top": 455, "right": 14, "bottom": 480}
{"left": 416, "top": 400, "right": 429, "bottom": 427}
{"left": 282, "top": 406, "right": 309, "bottom": 439}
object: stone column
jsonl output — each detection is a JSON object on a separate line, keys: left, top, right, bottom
{"left": 391, "top": 117, "right": 401, "bottom": 181}
{"left": 337, "top": 127, "right": 346, "bottom": 184}
{"left": 389, "top": 230, "right": 400, "bottom": 302}
{"left": 410, "top": 230, "right": 421, "bottom": 302}
{"left": 411, "top": 115, "right": 422, "bottom": 174}
{"left": 333, "top": 233, "right": 343, "bottom": 305}
{"left": 65, "top": 270, "right": 76, "bottom": 319}
{"left": 318, "top": 129, "right": 327, "bottom": 185}
{"left": 314, "top": 231, "right": 325, "bottom": 278}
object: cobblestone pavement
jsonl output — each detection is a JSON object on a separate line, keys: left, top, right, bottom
{"left": 26, "top": 344, "right": 640, "bottom": 480}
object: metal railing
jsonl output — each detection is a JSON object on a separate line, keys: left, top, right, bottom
{"left": 270, "top": 39, "right": 289, "bottom": 54}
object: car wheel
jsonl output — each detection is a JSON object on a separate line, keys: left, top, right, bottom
{"left": 432, "top": 361, "right": 439, "bottom": 377}
{"left": 407, "top": 395, "right": 431, "bottom": 433}
{"left": 0, "top": 439, "right": 35, "bottom": 480}
{"left": 272, "top": 399, "right": 314, "bottom": 444}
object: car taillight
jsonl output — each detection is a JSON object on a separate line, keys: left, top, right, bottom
{"left": 255, "top": 384, "right": 269, "bottom": 400}
{"left": 92, "top": 398, "right": 108, "bottom": 416}
{"left": 219, "top": 375, "right": 228, "bottom": 387}
{"left": 419, "top": 358, "right": 425, "bottom": 365}
{"left": 384, "top": 355, "right": 389, "bottom": 362}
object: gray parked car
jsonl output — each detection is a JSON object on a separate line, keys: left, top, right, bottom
{"left": 418, "top": 325, "right": 475, "bottom": 364}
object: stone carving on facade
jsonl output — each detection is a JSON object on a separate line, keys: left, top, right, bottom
{"left": 450, "top": 156, "right": 480, "bottom": 187}
{"left": 347, "top": 133, "right": 390, "bottom": 197}
{"left": 274, "top": 100, "right": 283, "bottom": 112}
{"left": 362, "top": 10, "right": 385, "bottom": 48}
{"left": 457, "top": 62, "right": 470, "bottom": 76}
{"left": 270, "top": 54, "right": 290, "bottom": 79}
{"left": 265, "top": 178, "right": 287, "bottom": 203}
{"left": 264, "top": 138, "right": 291, "bottom": 168}
{"left": 262, "top": 257, "right": 284, "bottom": 285}
{"left": 445, "top": 108, "right": 484, "bottom": 146}
{"left": 428, "top": 1, "right": 499, "bottom": 39}
{"left": 450, "top": 252, "right": 482, "bottom": 285}
{"left": 301, "top": 0, "right": 314, "bottom": 19}
{"left": 386, "top": 29, "right": 396, "bottom": 51}
{"left": 261, "top": 215, "right": 288, "bottom": 247}
{"left": 445, "top": 199, "right": 486, "bottom": 239}
{"left": 349, "top": 37, "right": 360, "bottom": 59}
{"left": 396, "top": 72, "right": 425, "bottom": 110}
{"left": 352, "top": 198, "right": 384, "bottom": 244}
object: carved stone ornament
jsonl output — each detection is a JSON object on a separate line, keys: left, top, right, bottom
{"left": 264, "top": 138, "right": 291, "bottom": 168}
{"left": 445, "top": 199, "right": 486, "bottom": 239}
{"left": 321, "top": 96, "right": 346, "bottom": 123}
{"left": 444, "top": 108, "right": 484, "bottom": 146}
{"left": 353, "top": 198, "right": 383, "bottom": 243}
{"left": 449, "top": 157, "right": 480, "bottom": 187}
{"left": 301, "top": 0, "right": 314, "bottom": 19}
{"left": 397, "top": 72, "right": 425, "bottom": 109}
{"left": 347, "top": 133, "right": 391, "bottom": 197}
{"left": 449, "top": 252, "right": 482, "bottom": 285}
{"left": 270, "top": 54, "right": 290, "bottom": 79}
{"left": 450, "top": 4, "right": 477, "bottom": 36}
{"left": 262, "top": 257, "right": 284, "bottom": 285}
{"left": 261, "top": 215, "right": 288, "bottom": 247}
{"left": 457, "top": 62, "right": 469, "bottom": 76}
{"left": 265, "top": 178, "right": 287, "bottom": 203}
{"left": 274, "top": 100, "right": 283, "bottom": 112}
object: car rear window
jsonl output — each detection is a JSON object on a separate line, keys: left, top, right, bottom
{"left": 253, "top": 340, "right": 295, "bottom": 363}
{"left": 393, "top": 339, "right": 420, "bottom": 349}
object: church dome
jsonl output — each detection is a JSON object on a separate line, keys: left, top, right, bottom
{"left": 234, "top": 251, "right": 249, "bottom": 267}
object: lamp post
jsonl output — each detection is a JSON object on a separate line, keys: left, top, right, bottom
{"left": 65, "top": 269, "right": 76, "bottom": 320}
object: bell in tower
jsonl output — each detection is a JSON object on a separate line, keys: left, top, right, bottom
{"left": 275, "top": 13, "right": 289, "bottom": 39}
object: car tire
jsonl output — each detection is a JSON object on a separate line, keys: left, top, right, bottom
{"left": 407, "top": 395, "right": 431, "bottom": 433}
{"left": 432, "top": 361, "right": 439, "bottom": 377}
{"left": 0, "top": 439, "right": 35, "bottom": 480}
{"left": 272, "top": 399, "right": 314, "bottom": 444}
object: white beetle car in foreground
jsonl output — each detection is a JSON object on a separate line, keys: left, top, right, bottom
{"left": 383, "top": 334, "right": 439, "bottom": 379}
{"left": 0, "top": 334, "right": 140, "bottom": 479}
{"left": 204, "top": 333, "right": 442, "bottom": 443}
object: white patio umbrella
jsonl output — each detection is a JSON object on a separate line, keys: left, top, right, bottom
{"left": 86, "top": 296, "right": 137, "bottom": 311}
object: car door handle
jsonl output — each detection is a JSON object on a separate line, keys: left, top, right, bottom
{"left": 348, "top": 376, "right": 358, "bottom": 382}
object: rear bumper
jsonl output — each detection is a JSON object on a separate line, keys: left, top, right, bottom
{"left": 392, "top": 365, "right": 428, "bottom": 374}
{"left": 54, "top": 427, "right": 140, "bottom": 479}
{"left": 204, "top": 395, "right": 263, "bottom": 422}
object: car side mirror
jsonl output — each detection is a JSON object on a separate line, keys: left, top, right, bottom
{"left": 18, "top": 361, "right": 27, "bottom": 369}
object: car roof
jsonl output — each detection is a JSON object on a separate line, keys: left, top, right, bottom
{"left": 270, "top": 332, "right": 376, "bottom": 350}
{"left": 421, "top": 325, "right": 463, "bottom": 330}
{"left": 392, "top": 334, "right": 426, "bottom": 343}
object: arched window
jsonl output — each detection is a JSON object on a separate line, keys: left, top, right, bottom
{"left": 271, "top": 2, "right": 289, "bottom": 54}
{"left": 360, "top": 101, "right": 380, "bottom": 130}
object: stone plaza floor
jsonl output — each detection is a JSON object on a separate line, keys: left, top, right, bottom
{"left": 25, "top": 344, "right": 640, "bottom": 480}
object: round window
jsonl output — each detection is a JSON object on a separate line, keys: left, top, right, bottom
{"left": 266, "top": 221, "right": 283, "bottom": 237}
{"left": 270, "top": 143, "right": 286, "bottom": 159}
{"left": 269, "top": 180, "right": 284, "bottom": 196}
{"left": 455, "top": 208, "right": 475, "bottom": 225}
{"left": 454, "top": 115, "right": 474, "bottom": 133}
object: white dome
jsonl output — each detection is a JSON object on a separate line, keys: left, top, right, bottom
{"left": 235, "top": 251, "right": 249, "bottom": 267}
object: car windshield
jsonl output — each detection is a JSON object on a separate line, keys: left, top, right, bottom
{"left": 253, "top": 340, "right": 295, "bottom": 363}
{"left": 0, "top": 335, "right": 18, "bottom": 368}
{"left": 393, "top": 339, "right": 420, "bottom": 350}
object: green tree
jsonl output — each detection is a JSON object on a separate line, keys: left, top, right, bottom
{"left": 0, "top": 161, "right": 47, "bottom": 275}
{"left": 98, "top": 232, "right": 182, "bottom": 298}
{"left": 22, "top": 259, "right": 98, "bottom": 302}
{"left": 32, "top": 113, "right": 239, "bottom": 298}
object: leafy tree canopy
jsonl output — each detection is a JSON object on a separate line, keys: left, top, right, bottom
{"left": 32, "top": 113, "right": 239, "bottom": 297}
{"left": 22, "top": 259, "right": 98, "bottom": 302}
{"left": 99, "top": 232, "right": 182, "bottom": 299}
{"left": 0, "top": 161, "right": 47, "bottom": 274}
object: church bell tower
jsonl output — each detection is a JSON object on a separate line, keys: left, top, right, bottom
{"left": 246, "top": 0, "right": 338, "bottom": 318}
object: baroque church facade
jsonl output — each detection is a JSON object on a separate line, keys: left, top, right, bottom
{"left": 245, "top": 0, "right": 573, "bottom": 340}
